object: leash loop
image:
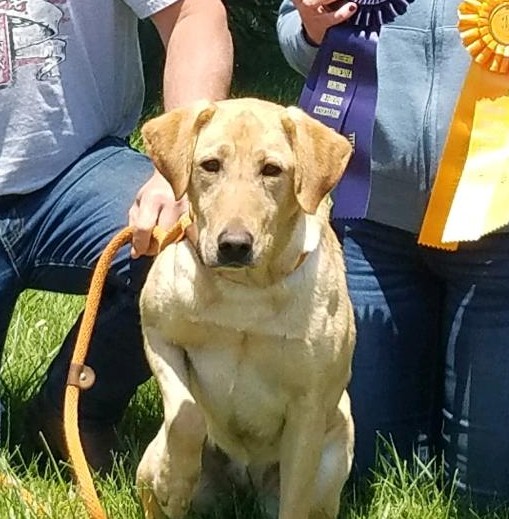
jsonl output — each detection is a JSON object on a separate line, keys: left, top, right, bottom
{"left": 67, "top": 364, "right": 96, "bottom": 390}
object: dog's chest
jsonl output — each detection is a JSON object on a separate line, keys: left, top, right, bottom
{"left": 165, "top": 289, "right": 324, "bottom": 463}
{"left": 186, "top": 328, "right": 305, "bottom": 462}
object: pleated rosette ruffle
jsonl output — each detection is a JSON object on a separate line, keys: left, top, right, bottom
{"left": 458, "top": 0, "right": 509, "bottom": 73}
{"left": 351, "top": 0, "right": 415, "bottom": 32}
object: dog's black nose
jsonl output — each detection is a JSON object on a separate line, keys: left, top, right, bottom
{"left": 217, "top": 229, "right": 254, "bottom": 266}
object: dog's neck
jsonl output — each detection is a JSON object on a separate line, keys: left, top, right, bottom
{"left": 269, "top": 209, "right": 321, "bottom": 275}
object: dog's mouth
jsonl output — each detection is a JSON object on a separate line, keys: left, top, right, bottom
{"left": 210, "top": 256, "right": 254, "bottom": 270}
{"left": 195, "top": 244, "right": 255, "bottom": 270}
{"left": 214, "top": 261, "right": 252, "bottom": 270}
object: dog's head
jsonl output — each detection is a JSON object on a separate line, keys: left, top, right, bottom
{"left": 142, "top": 98, "right": 352, "bottom": 270}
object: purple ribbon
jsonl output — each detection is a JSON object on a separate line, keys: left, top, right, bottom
{"left": 298, "top": 0, "right": 415, "bottom": 219}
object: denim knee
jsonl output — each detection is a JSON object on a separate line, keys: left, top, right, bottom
{"left": 332, "top": 219, "right": 444, "bottom": 475}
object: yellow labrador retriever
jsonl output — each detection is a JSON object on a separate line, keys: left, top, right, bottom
{"left": 136, "top": 98, "right": 355, "bottom": 519}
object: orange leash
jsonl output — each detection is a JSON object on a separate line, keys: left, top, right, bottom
{"left": 63, "top": 214, "right": 192, "bottom": 519}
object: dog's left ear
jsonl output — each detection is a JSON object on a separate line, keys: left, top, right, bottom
{"left": 282, "top": 106, "right": 353, "bottom": 214}
{"left": 141, "top": 100, "right": 217, "bottom": 201}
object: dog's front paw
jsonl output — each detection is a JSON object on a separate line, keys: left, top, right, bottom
{"left": 139, "top": 484, "right": 192, "bottom": 519}
{"left": 139, "top": 485, "right": 167, "bottom": 519}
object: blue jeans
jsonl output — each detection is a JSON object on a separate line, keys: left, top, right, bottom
{"left": 334, "top": 219, "right": 509, "bottom": 504}
{"left": 0, "top": 137, "right": 153, "bottom": 425}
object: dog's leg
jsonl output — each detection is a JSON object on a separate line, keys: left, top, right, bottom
{"left": 309, "top": 391, "right": 354, "bottom": 519}
{"left": 137, "top": 327, "right": 207, "bottom": 519}
{"left": 249, "top": 463, "right": 280, "bottom": 519}
{"left": 279, "top": 396, "right": 326, "bottom": 519}
{"left": 192, "top": 442, "right": 249, "bottom": 514}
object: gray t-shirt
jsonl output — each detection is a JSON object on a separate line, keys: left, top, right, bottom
{"left": 0, "top": 0, "right": 177, "bottom": 194}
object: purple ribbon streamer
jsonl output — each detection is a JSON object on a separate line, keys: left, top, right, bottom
{"left": 299, "top": 27, "right": 377, "bottom": 219}
{"left": 334, "top": 32, "right": 377, "bottom": 219}
{"left": 298, "top": 0, "right": 415, "bottom": 219}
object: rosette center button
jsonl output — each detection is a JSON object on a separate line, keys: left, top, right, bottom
{"left": 490, "top": 4, "right": 509, "bottom": 45}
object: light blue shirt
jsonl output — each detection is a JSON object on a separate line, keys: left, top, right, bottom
{"left": 277, "top": 0, "right": 472, "bottom": 232}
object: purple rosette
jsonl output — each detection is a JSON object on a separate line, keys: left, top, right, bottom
{"left": 352, "top": 0, "right": 415, "bottom": 33}
{"left": 298, "top": 0, "right": 415, "bottom": 220}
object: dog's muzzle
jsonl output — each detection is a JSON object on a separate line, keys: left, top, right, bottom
{"left": 216, "top": 229, "right": 254, "bottom": 267}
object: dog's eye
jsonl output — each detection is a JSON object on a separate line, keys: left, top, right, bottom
{"left": 201, "top": 159, "right": 221, "bottom": 172}
{"left": 261, "top": 164, "right": 282, "bottom": 177}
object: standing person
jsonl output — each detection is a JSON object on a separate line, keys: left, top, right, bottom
{"left": 278, "top": 0, "right": 509, "bottom": 505}
{"left": 0, "top": 0, "right": 232, "bottom": 472}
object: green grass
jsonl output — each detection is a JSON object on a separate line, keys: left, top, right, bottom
{"left": 1, "top": 41, "right": 509, "bottom": 519}
{"left": 1, "top": 291, "right": 507, "bottom": 519}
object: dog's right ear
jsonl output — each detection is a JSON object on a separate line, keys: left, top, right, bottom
{"left": 282, "top": 106, "right": 352, "bottom": 215}
{"left": 141, "top": 101, "right": 217, "bottom": 201}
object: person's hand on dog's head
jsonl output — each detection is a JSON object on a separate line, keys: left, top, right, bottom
{"left": 293, "top": 0, "right": 358, "bottom": 46}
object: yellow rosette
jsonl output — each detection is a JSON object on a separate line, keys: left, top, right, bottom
{"left": 418, "top": 0, "right": 509, "bottom": 250}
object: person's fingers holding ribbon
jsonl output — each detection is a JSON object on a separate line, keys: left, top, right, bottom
{"left": 294, "top": 0, "right": 358, "bottom": 45}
